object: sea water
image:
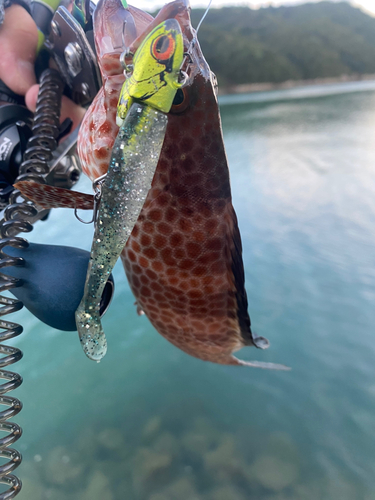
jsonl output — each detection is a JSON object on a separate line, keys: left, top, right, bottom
{"left": 7, "top": 81, "right": 375, "bottom": 499}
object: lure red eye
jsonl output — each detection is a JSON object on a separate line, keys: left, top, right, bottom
{"left": 151, "top": 34, "right": 175, "bottom": 61}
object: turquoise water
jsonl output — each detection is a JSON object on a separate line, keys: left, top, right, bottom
{"left": 6, "top": 81, "right": 375, "bottom": 499}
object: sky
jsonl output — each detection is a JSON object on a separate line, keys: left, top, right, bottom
{"left": 136, "top": 0, "right": 375, "bottom": 16}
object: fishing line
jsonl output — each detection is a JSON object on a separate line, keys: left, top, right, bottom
{"left": 187, "top": 0, "right": 213, "bottom": 54}
{"left": 180, "top": 0, "right": 213, "bottom": 83}
{"left": 195, "top": 0, "right": 213, "bottom": 36}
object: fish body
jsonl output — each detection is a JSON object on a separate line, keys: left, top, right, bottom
{"left": 17, "top": 0, "right": 288, "bottom": 369}
{"left": 76, "top": 19, "right": 184, "bottom": 361}
{"left": 121, "top": 4, "right": 288, "bottom": 369}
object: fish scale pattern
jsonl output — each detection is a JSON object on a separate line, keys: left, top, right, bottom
{"left": 121, "top": 69, "right": 255, "bottom": 365}
{"left": 78, "top": 69, "right": 123, "bottom": 182}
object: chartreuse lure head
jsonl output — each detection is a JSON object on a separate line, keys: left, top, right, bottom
{"left": 117, "top": 18, "right": 183, "bottom": 125}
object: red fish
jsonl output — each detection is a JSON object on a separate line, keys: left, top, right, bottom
{"left": 16, "top": 0, "right": 288, "bottom": 370}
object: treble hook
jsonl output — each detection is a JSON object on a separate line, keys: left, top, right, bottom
{"left": 74, "top": 174, "right": 107, "bottom": 224}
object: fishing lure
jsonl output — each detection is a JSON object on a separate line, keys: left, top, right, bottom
{"left": 78, "top": 0, "right": 154, "bottom": 181}
{"left": 78, "top": 0, "right": 184, "bottom": 181}
{"left": 76, "top": 19, "right": 184, "bottom": 361}
{"left": 16, "top": 0, "right": 288, "bottom": 370}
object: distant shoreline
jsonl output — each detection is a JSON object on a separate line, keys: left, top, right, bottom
{"left": 219, "top": 74, "right": 375, "bottom": 95}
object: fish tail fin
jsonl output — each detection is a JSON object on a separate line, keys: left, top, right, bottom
{"left": 232, "top": 356, "right": 291, "bottom": 371}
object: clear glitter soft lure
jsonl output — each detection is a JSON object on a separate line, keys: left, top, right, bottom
{"left": 75, "top": 18, "right": 184, "bottom": 361}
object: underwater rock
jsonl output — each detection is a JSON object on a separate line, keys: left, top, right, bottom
{"left": 76, "top": 427, "right": 100, "bottom": 458}
{"left": 142, "top": 416, "right": 162, "bottom": 441}
{"left": 17, "top": 461, "right": 47, "bottom": 500}
{"left": 262, "top": 495, "right": 291, "bottom": 500}
{"left": 153, "top": 432, "right": 180, "bottom": 458}
{"left": 44, "top": 488, "right": 74, "bottom": 500}
{"left": 182, "top": 431, "right": 216, "bottom": 456}
{"left": 81, "top": 470, "right": 114, "bottom": 500}
{"left": 165, "top": 477, "right": 200, "bottom": 499}
{"left": 132, "top": 447, "right": 173, "bottom": 495}
{"left": 325, "top": 474, "right": 361, "bottom": 500}
{"left": 203, "top": 434, "right": 244, "bottom": 483}
{"left": 265, "top": 433, "right": 299, "bottom": 463}
{"left": 44, "top": 446, "right": 85, "bottom": 486}
{"left": 18, "top": 478, "right": 44, "bottom": 500}
{"left": 192, "top": 417, "right": 220, "bottom": 442}
{"left": 148, "top": 493, "right": 167, "bottom": 500}
{"left": 248, "top": 455, "right": 298, "bottom": 491}
{"left": 246, "top": 433, "right": 300, "bottom": 492}
{"left": 92, "top": 458, "right": 131, "bottom": 483}
{"left": 182, "top": 416, "right": 222, "bottom": 457}
{"left": 97, "top": 428, "right": 124, "bottom": 451}
{"left": 149, "top": 477, "right": 200, "bottom": 500}
{"left": 292, "top": 481, "right": 324, "bottom": 500}
{"left": 207, "top": 484, "right": 247, "bottom": 500}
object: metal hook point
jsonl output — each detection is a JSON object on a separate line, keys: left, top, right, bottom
{"left": 74, "top": 174, "right": 106, "bottom": 225}
{"left": 120, "top": 49, "right": 134, "bottom": 78}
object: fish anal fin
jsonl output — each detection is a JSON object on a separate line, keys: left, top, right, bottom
{"left": 134, "top": 301, "right": 145, "bottom": 316}
{"left": 14, "top": 181, "right": 94, "bottom": 210}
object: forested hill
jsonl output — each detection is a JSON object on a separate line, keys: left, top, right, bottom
{"left": 189, "top": 2, "right": 375, "bottom": 87}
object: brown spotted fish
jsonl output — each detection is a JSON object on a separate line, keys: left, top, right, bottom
{"left": 16, "top": 0, "right": 288, "bottom": 370}
{"left": 120, "top": 4, "right": 289, "bottom": 370}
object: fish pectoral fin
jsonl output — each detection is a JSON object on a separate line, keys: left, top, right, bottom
{"left": 134, "top": 301, "right": 145, "bottom": 316}
{"left": 252, "top": 332, "right": 270, "bottom": 349}
{"left": 14, "top": 181, "right": 95, "bottom": 210}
